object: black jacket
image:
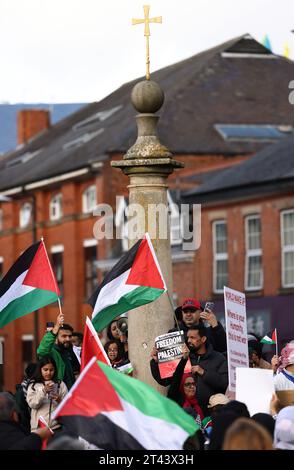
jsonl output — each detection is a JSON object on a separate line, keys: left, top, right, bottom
{"left": 174, "top": 320, "right": 227, "bottom": 353}
{"left": 152, "top": 343, "right": 228, "bottom": 415}
{"left": 0, "top": 421, "right": 42, "bottom": 450}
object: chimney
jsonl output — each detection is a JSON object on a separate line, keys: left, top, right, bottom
{"left": 17, "top": 109, "right": 50, "bottom": 145}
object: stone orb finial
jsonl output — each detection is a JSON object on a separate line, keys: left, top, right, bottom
{"left": 131, "top": 80, "right": 164, "bottom": 114}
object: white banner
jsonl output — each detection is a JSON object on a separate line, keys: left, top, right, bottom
{"left": 236, "top": 368, "right": 274, "bottom": 416}
{"left": 224, "top": 286, "right": 249, "bottom": 392}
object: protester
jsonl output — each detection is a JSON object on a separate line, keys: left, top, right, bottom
{"left": 222, "top": 417, "right": 273, "bottom": 450}
{"left": 107, "top": 319, "right": 128, "bottom": 359}
{"left": 251, "top": 413, "right": 275, "bottom": 439}
{"left": 72, "top": 331, "right": 83, "bottom": 364}
{"left": 208, "top": 411, "right": 238, "bottom": 450}
{"left": 174, "top": 298, "right": 227, "bottom": 353}
{"left": 104, "top": 340, "right": 129, "bottom": 370}
{"left": 0, "top": 392, "right": 51, "bottom": 450}
{"left": 26, "top": 356, "right": 67, "bottom": 431}
{"left": 37, "top": 313, "right": 80, "bottom": 389}
{"left": 14, "top": 363, "right": 37, "bottom": 431}
{"left": 272, "top": 342, "right": 294, "bottom": 390}
{"left": 222, "top": 400, "right": 250, "bottom": 418}
{"left": 207, "top": 393, "right": 230, "bottom": 414}
{"left": 167, "top": 372, "right": 205, "bottom": 427}
{"left": 248, "top": 335, "right": 271, "bottom": 369}
{"left": 274, "top": 406, "right": 294, "bottom": 450}
{"left": 153, "top": 325, "right": 228, "bottom": 414}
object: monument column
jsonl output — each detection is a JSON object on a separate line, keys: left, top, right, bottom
{"left": 112, "top": 79, "right": 183, "bottom": 390}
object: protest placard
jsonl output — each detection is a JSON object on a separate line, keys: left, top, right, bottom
{"left": 155, "top": 330, "right": 191, "bottom": 379}
{"left": 236, "top": 368, "right": 274, "bottom": 416}
{"left": 224, "top": 286, "right": 249, "bottom": 392}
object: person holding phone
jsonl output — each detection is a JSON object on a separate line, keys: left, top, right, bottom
{"left": 26, "top": 356, "right": 67, "bottom": 432}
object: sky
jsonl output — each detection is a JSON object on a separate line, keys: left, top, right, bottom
{"left": 0, "top": 0, "right": 293, "bottom": 104}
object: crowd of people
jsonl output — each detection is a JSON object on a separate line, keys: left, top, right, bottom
{"left": 0, "top": 297, "right": 294, "bottom": 450}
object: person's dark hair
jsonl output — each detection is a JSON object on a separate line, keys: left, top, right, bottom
{"left": 72, "top": 332, "right": 83, "bottom": 341}
{"left": 187, "top": 324, "right": 207, "bottom": 338}
{"left": 0, "top": 392, "right": 17, "bottom": 422}
{"left": 209, "top": 411, "right": 239, "bottom": 450}
{"left": 29, "top": 356, "right": 59, "bottom": 389}
{"left": 222, "top": 400, "right": 250, "bottom": 418}
{"left": 106, "top": 321, "right": 118, "bottom": 341}
{"left": 183, "top": 429, "right": 205, "bottom": 450}
{"left": 59, "top": 324, "right": 73, "bottom": 333}
{"left": 248, "top": 341, "right": 262, "bottom": 358}
{"left": 251, "top": 413, "right": 275, "bottom": 438}
{"left": 47, "top": 434, "right": 86, "bottom": 450}
{"left": 24, "top": 363, "right": 37, "bottom": 379}
{"left": 104, "top": 340, "right": 124, "bottom": 362}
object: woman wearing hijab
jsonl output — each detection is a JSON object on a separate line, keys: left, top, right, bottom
{"left": 168, "top": 371, "right": 204, "bottom": 427}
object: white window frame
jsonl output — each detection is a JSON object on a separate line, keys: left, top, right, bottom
{"left": 281, "top": 209, "right": 294, "bottom": 288}
{"left": 213, "top": 220, "right": 228, "bottom": 294}
{"left": 19, "top": 202, "right": 32, "bottom": 228}
{"left": 82, "top": 185, "right": 97, "bottom": 214}
{"left": 245, "top": 215, "right": 263, "bottom": 291}
{"left": 49, "top": 193, "right": 63, "bottom": 221}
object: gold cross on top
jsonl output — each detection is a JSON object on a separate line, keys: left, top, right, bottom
{"left": 132, "top": 5, "right": 162, "bottom": 80}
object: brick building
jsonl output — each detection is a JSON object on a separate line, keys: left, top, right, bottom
{"left": 183, "top": 133, "right": 294, "bottom": 345}
{"left": 0, "top": 34, "right": 294, "bottom": 390}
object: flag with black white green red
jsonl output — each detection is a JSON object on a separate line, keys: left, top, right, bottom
{"left": 53, "top": 357, "right": 199, "bottom": 450}
{"left": 88, "top": 233, "right": 166, "bottom": 332}
{"left": 261, "top": 329, "right": 277, "bottom": 345}
{"left": 0, "top": 240, "right": 60, "bottom": 329}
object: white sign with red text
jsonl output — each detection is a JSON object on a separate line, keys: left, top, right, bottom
{"left": 224, "top": 286, "right": 249, "bottom": 392}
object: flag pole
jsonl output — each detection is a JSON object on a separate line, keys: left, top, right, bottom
{"left": 275, "top": 328, "right": 278, "bottom": 357}
{"left": 41, "top": 237, "right": 63, "bottom": 323}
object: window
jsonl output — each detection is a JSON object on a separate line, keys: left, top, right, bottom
{"left": 214, "top": 124, "right": 292, "bottom": 142}
{"left": 0, "top": 209, "right": 3, "bottom": 231}
{"left": 281, "top": 210, "right": 294, "bottom": 287}
{"left": 84, "top": 244, "right": 98, "bottom": 298}
{"left": 82, "top": 185, "right": 97, "bottom": 213}
{"left": 51, "top": 248, "right": 64, "bottom": 297}
{"left": 115, "top": 197, "right": 129, "bottom": 253}
{"left": 22, "top": 335, "right": 34, "bottom": 372}
{"left": 245, "top": 215, "right": 263, "bottom": 290}
{"left": 213, "top": 221, "right": 228, "bottom": 293}
{"left": 19, "top": 202, "right": 32, "bottom": 228}
{"left": 50, "top": 194, "right": 63, "bottom": 221}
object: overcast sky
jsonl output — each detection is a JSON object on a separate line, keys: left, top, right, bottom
{"left": 0, "top": 0, "right": 293, "bottom": 103}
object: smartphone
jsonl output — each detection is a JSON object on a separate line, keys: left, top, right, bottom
{"left": 49, "top": 383, "right": 58, "bottom": 399}
{"left": 46, "top": 321, "right": 54, "bottom": 332}
{"left": 204, "top": 302, "right": 215, "bottom": 312}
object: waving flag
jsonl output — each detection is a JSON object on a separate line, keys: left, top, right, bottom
{"left": 81, "top": 316, "right": 111, "bottom": 370}
{"left": 88, "top": 234, "right": 166, "bottom": 332}
{"left": 0, "top": 240, "right": 60, "bottom": 328}
{"left": 53, "top": 357, "right": 199, "bottom": 450}
{"left": 261, "top": 329, "right": 277, "bottom": 345}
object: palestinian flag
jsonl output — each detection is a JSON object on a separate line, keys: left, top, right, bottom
{"left": 0, "top": 240, "right": 60, "bottom": 328}
{"left": 261, "top": 329, "right": 277, "bottom": 345}
{"left": 37, "top": 416, "right": 54, "bottom": 450}
{"left": 88, "top": 233, "right": 166, "bottom": 332}
{"left": 53, "top": 357, "right": 199, "bottom": 450}
{"left": 81, "top": 316, "right": 111, "bottom": 370}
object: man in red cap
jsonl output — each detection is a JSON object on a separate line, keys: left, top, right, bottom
{"left": 179, "top": 298, "right": 226, "bottom": 353}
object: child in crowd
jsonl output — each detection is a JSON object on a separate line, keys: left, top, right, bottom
{"left": 26, "top": 356, "right": 67, "bottom": 431}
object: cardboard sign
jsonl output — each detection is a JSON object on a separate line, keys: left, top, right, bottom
{"left": 155, "top": 330, "right": 191, "bottom": 379}
{"left": 236, "top": 368, "right": 274, "bottom": 416}
{"left": 224, "top": 286, "right": 249, "bottom": 392}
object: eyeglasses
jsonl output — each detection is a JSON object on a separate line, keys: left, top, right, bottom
{"left": 184, "top": 382, "right": 196, "bottom": 388}
{"left": 108, "top": 348, "right": 118, "bottom": 352}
